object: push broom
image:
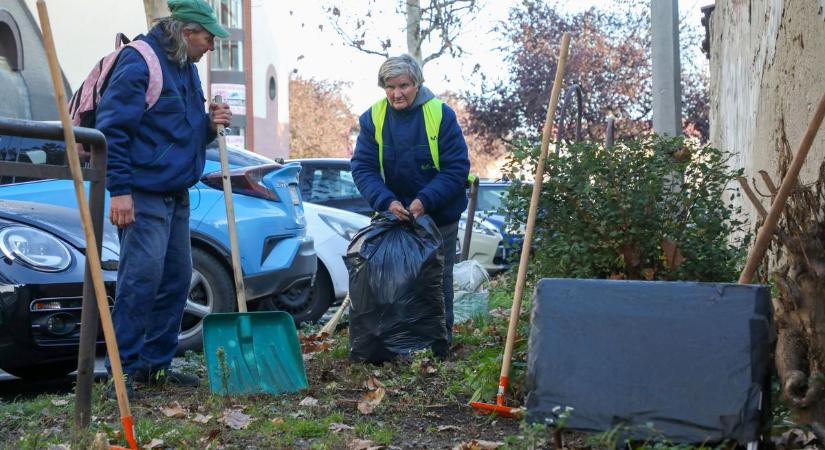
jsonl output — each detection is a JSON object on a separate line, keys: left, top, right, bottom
{"left": 36, "top": 2, "right": 137, "bottom": 448}
{"left": 470, "top": 32, "right": 570, "bottom": 418}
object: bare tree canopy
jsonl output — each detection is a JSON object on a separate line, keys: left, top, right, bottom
{"left": 324, "top": 0, "right": 479, "bottom": 66}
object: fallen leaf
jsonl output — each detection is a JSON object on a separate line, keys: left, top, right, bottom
{"left": 161, "top": 401, "right": 187, "bottom": 418}
{"left": 51, "top": 399, "right": 68, "bottom": 407}
{"left": 418, "top": 358, "right": 438, "bottom": 375}
{"left": 271, "top": 417, "right": 285, "bottom": 425}
{"left": 357, "top": 387, "right": 386, "bottom": 414}
{"left": 47, "top": 445, "right": 70, "bottom": 450}
{"left": 143, "top": 438, "right": 165, "bottom": 449}
{"left": 329, "top": 422, "right": 354, "bottom": 432}
{"left": 437, "top": 425, "right": 459, "bottom": 432}
{"left": 192, "top": 413, "right": 212, "bottom": 424}
{"left": 364, "top": 376, "right": 385, "bottom": 390}
{"left": 453, "top": 440, "right": 504, "bottom": 450}
{"left": 93, "top": 431, "right": 109, "bottom": 450}
{"left": 299, "top": 396, "right": 319, "bottom": 407}
{"left": 220, "top": 409, "right": 252, "bottom": 429}
{"left": 348, "top": 439, "right": 384, "bottom": 450}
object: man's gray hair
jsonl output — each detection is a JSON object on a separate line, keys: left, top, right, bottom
{"left": 153, "top": 17, "right": 207, "bottom": 67}
{"left": 377, "top": 54, "right": 424, "bottom": 88}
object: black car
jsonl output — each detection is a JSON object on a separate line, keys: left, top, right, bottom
{"left": 0, "top": 199, "right": 118, "bottom": 379}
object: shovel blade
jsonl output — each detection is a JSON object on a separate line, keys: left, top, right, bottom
{"left": 203, "top": 311, "right": 307, "bottom": 395}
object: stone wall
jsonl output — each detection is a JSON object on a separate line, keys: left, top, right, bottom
{"left": 709, "top": 0, "right": 825, "bottom": 225}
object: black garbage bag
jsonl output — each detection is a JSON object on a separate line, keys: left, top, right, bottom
{"left": 346, "top": 212, "right": 448, "bottom": 363}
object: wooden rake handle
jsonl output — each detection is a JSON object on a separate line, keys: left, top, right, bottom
{"left": 36, "top": 1, "right": 136, "bottom": 449}
{"left": 499, "top": 33, "right": 571, "bottom": 382}
{"left": 738, "top": 92, "right": 825, "bottom": 284}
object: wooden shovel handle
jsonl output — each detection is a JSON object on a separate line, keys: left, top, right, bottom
{"left": 36, "top": 1, "right": 136, "bottom": 449}
{"left": 214, "top": 95, "right": 248, "bottom": 312}
{"left": 738, "top": 92, "right": 825, "bottom": 284}
{"left": 499, "top": 33, "right": 571, "bottom": 380}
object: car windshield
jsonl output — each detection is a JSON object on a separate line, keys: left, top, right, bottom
{"left": 476, "top": 185, "right": 509, "bottom": 212}
{"left": 205, "top": 145, "right": 274, "bottom": 168}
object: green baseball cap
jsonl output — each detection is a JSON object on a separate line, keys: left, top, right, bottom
{"left": 167, "top": 0, "right": 229, "bottom": 38}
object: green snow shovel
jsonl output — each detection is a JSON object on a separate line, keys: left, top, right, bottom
{"left": 202, "top": 96, "right": 307, "bottom": 396}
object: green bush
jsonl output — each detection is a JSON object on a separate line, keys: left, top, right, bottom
{"left": 501, "top": 136, "right": 749, "bottom": 282}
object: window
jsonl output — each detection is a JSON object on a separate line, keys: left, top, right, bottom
{"left": 0, "top": 136, "right": 66, "bottom": 185}
{"left": 268, "top": 76, "right": 277, "bottom": 100}
{"left": 212, "top": 0, "right": 243, "bottom": 29}
{"left": 213, "top": 40, "right": 243, "bottom": 71}
{"left": 309, "top": 169, "right": 361, "bottom": 203}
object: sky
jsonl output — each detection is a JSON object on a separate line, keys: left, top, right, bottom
{"left": 282, "top": 0, "right": 715, "bottom": 114}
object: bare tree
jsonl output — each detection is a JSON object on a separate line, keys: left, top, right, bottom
{"left": 325, "top": 0, "right": 478, "bottom": 66}
{"left": 143, "top": 0, "right": 169, "bottom": 29}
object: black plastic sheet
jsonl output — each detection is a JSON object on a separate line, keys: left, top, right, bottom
{"left": 346, "top": 212, "right": 448, "bottom": 363}
{"left": 525, "top": 279, "right": 772, "bottom": 444}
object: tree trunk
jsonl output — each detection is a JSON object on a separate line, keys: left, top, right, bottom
{"left": 405, "top": 0, "right": 423, "bottom": 66}
{"left": 143, "top": 0, "right": 169, "bottom": 29}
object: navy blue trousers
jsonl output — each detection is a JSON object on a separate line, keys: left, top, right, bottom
{"left": 106, "top": 190, "right": 191, "bottom": 375}
{"left": 439, "top": 221, "right": 458, "bottom": 343}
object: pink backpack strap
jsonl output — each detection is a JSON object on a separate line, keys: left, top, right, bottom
{"left": 125, "top": 40, "right": 163, "bottom": 110}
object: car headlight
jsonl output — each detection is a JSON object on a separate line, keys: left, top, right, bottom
{"left": 320, "top": 214, "right": 364, "bottom": 241}
{"left": 0, "top": 226, "right": 72, "bottom": 272}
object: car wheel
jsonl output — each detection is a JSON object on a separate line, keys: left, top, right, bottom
{"left": 259, "top": 264, "right": 333, "bottom": 324}
{"left": 2, "top": 360, "right": 77, "bottom": 380}
{"left": 178, "top": 248, "right": 235, "bottom": 353}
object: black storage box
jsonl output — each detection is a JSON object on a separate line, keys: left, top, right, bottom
{"left": 525, "top": 279, "right": 772, "bottom": 444}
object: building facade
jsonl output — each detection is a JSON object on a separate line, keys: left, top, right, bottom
{"left": 0, "top": 0, "right": 290, "bottom": 158}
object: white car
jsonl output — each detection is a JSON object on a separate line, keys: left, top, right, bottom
{"left": 302, "top": 202, "right": 370, "bottom": 311}
{"left": 457, "top": 213, "right": 508, "bottom": 274}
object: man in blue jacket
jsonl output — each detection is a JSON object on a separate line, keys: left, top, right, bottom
{"left": 351, "top": 54, "right": 470, "bottom": 343}
{"left": 96, "top": 0, "right": 231, "bottom": 396}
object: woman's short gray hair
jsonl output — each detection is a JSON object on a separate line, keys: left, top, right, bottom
{"left": 377, "top": 54, "right": 424, "bottom": 88}
{"left": 153, "top": 17, "right": 207, "bottom": 67}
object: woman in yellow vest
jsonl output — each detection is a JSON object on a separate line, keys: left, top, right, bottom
{"left": 351, "top": 54, "right": 471, "bottom": 343}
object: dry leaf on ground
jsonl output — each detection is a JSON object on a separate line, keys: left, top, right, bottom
{"left": 299, "top": 396, "right": 319, "bottom": 407}
{"left": 160, "top": 401, "right": 187, "bottom": 418}
{"left": 364, "top": 375, "right": 385, "bottom": 390}
{"left": 437, "top": 425, "right": 460, "bottom": 432}
{"left": 192, "top": 413, "right": 212, "bottom": 424}
{"left": 271, "top": 417, "right": 285, "bottom": 425}
{"left": 329, "top": 422, "right": 355, "bottom": 432}
{"left": 418, "top": 358, "right": 438, "bottom": 375}
{"left": 357, "top": 387, "right": 386, "bottom": 414}
{"left": 453, "top": 440, "right": 505, "bottom": 450}
{"left": 50, "top": 399, "right": 68, "bottom": 407}
{"left": 143, "top": 438, "right": 165, "bottom": 449}
{"left": 46, "top": 445, "right": 70, "bottom": 450}
{"left": 220, "top": 409, "right": 252, "bottom": 429}
{"left": 348, "top": 439, "right": 386, "bottom": 450}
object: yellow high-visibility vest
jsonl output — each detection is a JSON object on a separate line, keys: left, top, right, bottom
{"left": 369, "top": 97, "right": 476, "bottom": 185}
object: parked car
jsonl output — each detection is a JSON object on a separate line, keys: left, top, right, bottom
{"left": 287, "top": 157, "right": 504, "bottom": 271}
{"left": 0, "top": 199, "right": 118, "bottom": 379}
{"left": 475, "top": 180, "right": 518, "bottom": 245}
{"left": 302, "top": 202, "right": 370, "bottom": 309}
{"left": 0, "top": 133, "right": 318, "bottom": 355}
